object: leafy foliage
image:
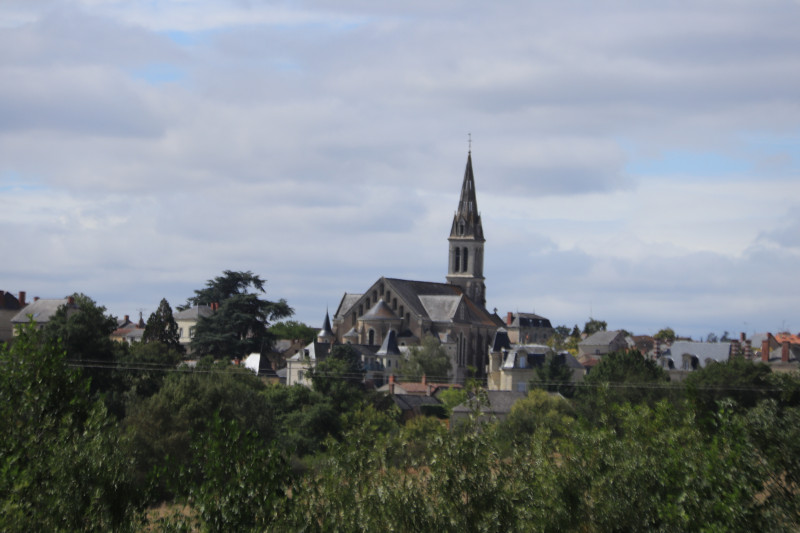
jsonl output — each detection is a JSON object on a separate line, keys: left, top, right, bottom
{"left": 653, "top": 327, "right": 676, "bottom": 343}
{"left": 142, "top": 298, "right": 182, "bottom": 352}
{"left": 269, "top": 320, "right": 317, "bottom": 344}
{"left": 189, "top": 271, "right": 293, "bottom": 358}
{"left": 399, "top": 334, "right": 452, "bottom": 382}
{"left": 582, "top": 317, "right": 607, "bottom": 336}
{"left": 42, "top": 293, "right": 122, "bottom": 397}
{"left": 0, "top": 322, "right": 144, "bottom": 531}
{"left": 533, "top": 351, "right": 576, "bottom": 397}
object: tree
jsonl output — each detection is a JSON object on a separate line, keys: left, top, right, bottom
{"left": 124, "top": 362, "right": 275, "bottom": 498}
{"left": 399, "top": 334, "right": 452, "bottom": 382}
{"left": 0, "top": 322, "right": 144, "bottom": 530}
{"left": 42, "top": 293, "right": 122, "bottom": 398}
{"left": 684, "top": 356, "right": 774, "bottom": 423}
{"left": 309, "top": 344, "right": 364, "bottom": 402}
{"left": 576, "top": 349, "right": 673, "bottom": 414}
{"left": 654, "top": 327, "right": 676, "bottom": 343}
{"left": 142, "top": 298, "right": 182, "bottom": 352}
{"left": 533, "top": 352, "right": 576, "bottom": 397}
{"left": 706, "top": 332, "right": 719, "bottom": 343}
{"left": 583, "top": 317, "right": 607, "bottom": 336}
{"left": 269, "top": 320, "right": 317, "bottom": 344}
{"left": 188, "top": 271, "right": 293, "bottom": 359}
{"left": 497, "top": 389, "right": 575, "bottom": 448}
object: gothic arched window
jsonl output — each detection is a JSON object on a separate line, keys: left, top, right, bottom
{"left": 463, "top": 248, "right": 469, "bottom": 272}
{"left": 454, "top": 248, "right": 461, "bottom": 272}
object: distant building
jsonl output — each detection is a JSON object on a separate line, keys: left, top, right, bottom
{"left": 0, "top": 290, "right": 24, "bottom": 343}
{"left": 174, "top": 304, "right": 214, "bottom": 352}
{"left": 290, "top": 152, "right": 503, "bottom": 386}
{"left": 502, "top": 312, "right": 555, "bottom": 344}
{"left": 578, "top": 330, "right": 630, "bottom": 357}
{"left": 11, "top": 295, "right": 76, "bottom": 333}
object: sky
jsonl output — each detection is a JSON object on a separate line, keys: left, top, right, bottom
{"left": 2, "top": 0, "right": 800, "bottom": 340}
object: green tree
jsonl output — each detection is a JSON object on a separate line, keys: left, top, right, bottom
{"left": 576, "top": 349, "right": 672, "bottom": 416}
{"left": 142, "top": 298, "right": 182, "bottom": 352}
{"left": 182, "top": 414, "right": 290, "bottom": 532}
{"left": 188, "top": 271, "right": 293, "bottom": 359}
{"left": 0, "top": 322, "right": 144, "bottom": 531}
{"left": 497, "top": 389, "right": 575, "bottom": 449}
{"left": 399, "top": 334, "right": 452, "bottom": 382}
{"left": 654, "top": 327, "right": 676, "bottom": 343}
{"left": 269, "top": 320, "right": 317, "bottom": 344}
{"left": 684, "top": 356, "right": 774, "bottom": 423}
{"left": 42, "top": 293, "right": 122, "bottom": 400}
{"left": 533, "top": 351, "right": 576, "bottom": 397}
{"left": 309, "top": 344, "right": 365, "bottom": 410}
{"left": 583, "top": 317, "right": 607, "bottom": 336}
{"left": 124, "top": 363, "right": 274, "bottom": 499}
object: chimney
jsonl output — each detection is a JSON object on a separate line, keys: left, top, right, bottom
{"left": 730, "top": 339, "right": 740, "bottom": 357}
{"left": 33, "top": 296, "right": 40, "bottom": 302}
{"left": 745, "top": 340, "right": 752, "bottom": 359}
{"left": 388, "top": 373, "right": 395, "bottom": 394}
{"left": 507, "top": 312, "right": 513, "bottom": 326}
{"left": 762, "top": 339, "right": 770, "bottom": 362}
{"left": 740, "top": 332, "right": 746, "bottom": 342}
{"left": 782, "top": 341, "right": 790, "bottom": 363}
{"left": 421, "top": 373, "right": 427, "bottom": 385}
{"left": 124, "top": 314, "right": 130, "bottom": 324}
{"left": 67, "top": 296, "right": 75, "bottom": 306}
{"left": 19, "top": 291, "right": 26, "bottom": 306}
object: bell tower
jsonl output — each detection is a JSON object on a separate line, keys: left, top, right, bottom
{"left": 446, "top": 151, "right": 486, "bottom": 308}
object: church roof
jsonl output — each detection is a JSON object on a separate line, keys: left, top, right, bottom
{"left": 318, "top": 311, "right": 335, "bottom": 339}
{"left": 335, "top": 293, "right": 362, "bottom": 319}
{"left": 449, "top": 151, "right": 484, "bottom": 241}
{"left": 362, "top": 299, "right": 398, "bottom": 320}
{"left": 419, "top": 294, "right": 462, "bottom": 322}
{"left": 377, "top": 329, "right": 402, "bottom": 355}
{"left": 384, "top": 278, "right": 496, "bottom": 327}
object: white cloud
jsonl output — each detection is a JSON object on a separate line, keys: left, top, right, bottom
{"left": 2, "top": 0, "right": 800, "bottom": 339}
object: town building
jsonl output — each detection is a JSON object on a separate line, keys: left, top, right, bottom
{"left": 288, "top": 151, "right": 503, "bottom": 386}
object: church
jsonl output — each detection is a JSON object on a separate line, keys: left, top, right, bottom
{"left": 287, "top": 151, "right": 503, "bottom": 386}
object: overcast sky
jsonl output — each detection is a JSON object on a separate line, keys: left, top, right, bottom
{"left": 2, "top": 0, "right": 799, "bottom": 340}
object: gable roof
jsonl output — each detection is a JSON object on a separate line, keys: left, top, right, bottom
{"left": 11, "top": 298, "right": 69, "bottom": 324}
{"left": 384, "top": 278, "right": 496, "bottom": 327}
{"left": 174, "top": 305, "right": 213, "bottom": 321}
{"left": 666, "top": 341, "right": 731, "bottom": 367}
{"left": 579, "top": 330, "right": 627, "bottom": 347}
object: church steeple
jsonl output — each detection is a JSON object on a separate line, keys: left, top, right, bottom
{"left": 447, "top": 151, "right": 486, "bottom": 308}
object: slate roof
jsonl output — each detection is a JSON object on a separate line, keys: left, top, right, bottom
{"left": 335, "top": 293, "right": 362, "bottom": 319}
{"left": 174, "top": 305, "right": 213, "bottom": 320}
{"left": 362, "top": 299, "right": 397, "bottom": 320}
{"left": 383, "top": 278, "right": 496, "bottom": 327}
{"left": 508, "top": 312, "right": 553, "bottom": 329}
{"left": 580, "top": 330, "right": 627, "bottom": 347}
{"left": 11, "top": 298, "right": 69, "bottom": 324}
{"left": 419, "top": 294, "right": 461, "bottom": 322}
{"left": 664, "top": 341, "right": 731, "bottom": 368}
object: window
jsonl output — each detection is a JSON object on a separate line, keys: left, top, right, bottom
{"left": 298, "top": 370, "right": 304, "bottom": 381}
{"left": 463, "top": 248, "right": 469, "bottom": 271}
{"left": 454, "top": 248, "right": 461, "bottom": 271}
{"left": 189, "top": 326, "right": 196, "bottom": 339}
{"left": 368, "top": 329, "right": 375, "bottom": 345}
{"left": 179, "top": 328, "right": 184, "bottom": 339}
{"left": 517, "top": 382, "right": 528, "bottom": 393}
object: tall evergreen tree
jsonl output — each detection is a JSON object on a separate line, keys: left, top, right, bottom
{"left": 142, "top": 298, "right": 182, "bottom": 352}
{"left": 188, "top": 271, "right": 293, "bottom": 358}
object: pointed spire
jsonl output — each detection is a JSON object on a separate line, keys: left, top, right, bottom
{"left": 317, "top": 310, "right": 335, "bottom": 343}
{"left": 377, "top": 329, "right": 401, "bottom": 356}
{"left": 450, "top": 151, "right": 484, "bottom": 241}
